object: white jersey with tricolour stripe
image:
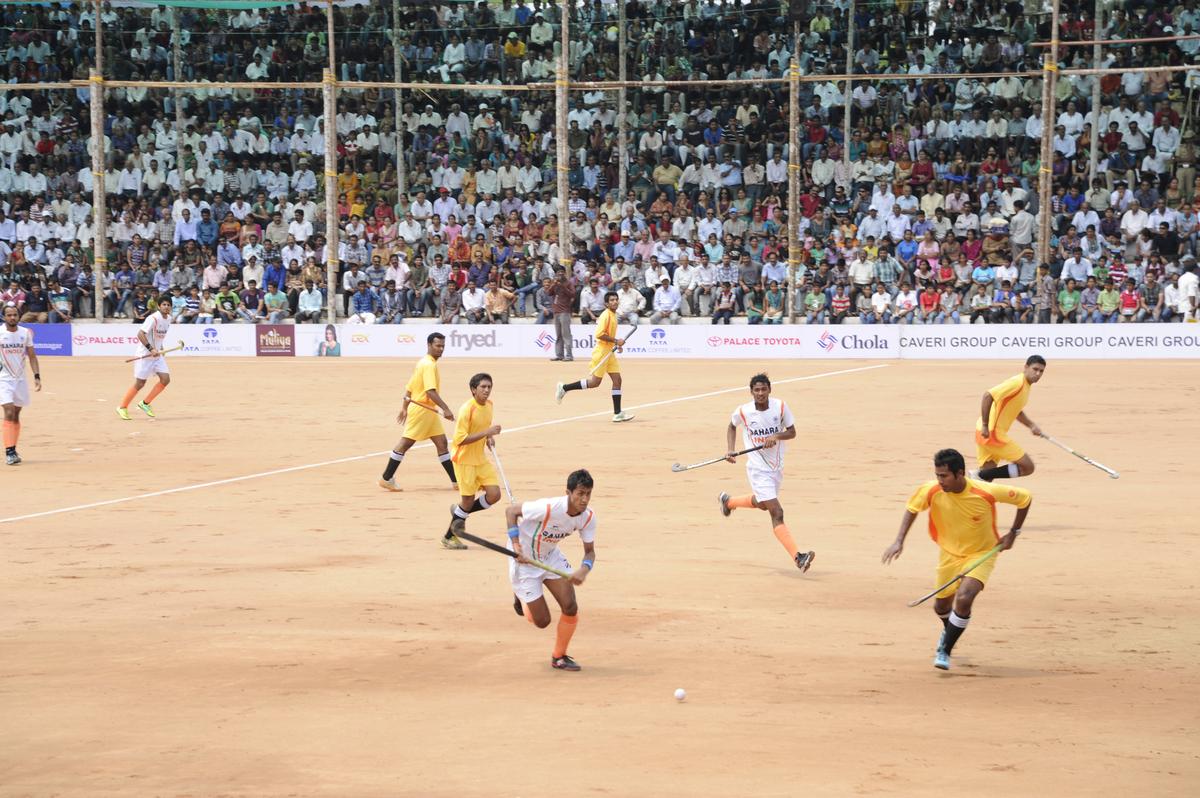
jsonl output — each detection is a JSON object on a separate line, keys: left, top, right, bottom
{"left": 138, "top": 312, "right": 170, "bottom": 356}
{"left": 731, "top": 397, "right": 795, "bottom": 473}
{"left": 517, "top": 495, "right": 597, "bottom": 563}
{"left": 0, "top": 326, "right": 31, "bottom": 382}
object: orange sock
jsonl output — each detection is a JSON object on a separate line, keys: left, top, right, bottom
{"left": 2, "top": 420, "right": 15, "bottom": 448}
{"left": 773, "top": 523, "right": 799, "bottom": 559}
{"left": 728, "top": 494, "right": 756, "bottom": 510}
{"left": 552, "top": 613, "right": 578, "bottom": 658}
{"left": 144, "top": 383, "right": 166, "bottom": 404}
{"left": 119, "top": 386, "right": 138, "bottom": 409}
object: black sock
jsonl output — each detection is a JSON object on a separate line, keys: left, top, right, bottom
{"left": 469, "top": 496, "right": 492, "bottom": 513}
{"left": 942, "top": 611, "right": 970, "bottom": 653}
{"left": 978, "top": 464, "right": 1016, "bottom": 481}
{"left": 563, "top": 381, "right": 584, "bottom": 392}
{"left": 439, "top": 453, "right": 456, "bottom": 482}
{"left": 4, "top": 446, "right": 13, "bottom": 455}
{"left": 938, "top": 611, "right": 950, "bottom": 632}
{"left": 612, "top": 389, "right": 622, "bottom": 414}
{"left": 382, "top": 450, "right": 404, "bottom": 480}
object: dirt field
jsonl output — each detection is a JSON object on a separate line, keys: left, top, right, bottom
{"left": 1, "top": 357, "right": 1197, "bottom": 797}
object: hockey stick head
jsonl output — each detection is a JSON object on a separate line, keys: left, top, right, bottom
{"left": 670, "top": 462, "right": 685, "bottom": 472}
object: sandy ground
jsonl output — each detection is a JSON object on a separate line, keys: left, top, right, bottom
{"left": 0, "top": 356, "right": 1197, "bottom": 797}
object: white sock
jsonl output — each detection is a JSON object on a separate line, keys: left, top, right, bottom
{"left": 1007, "top": 463, "right": 1020, "bottom": 478}
{"left": 948, "top": 611, "right": 970, "bottom": 629}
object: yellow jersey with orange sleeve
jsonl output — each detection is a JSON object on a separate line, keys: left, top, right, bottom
{"left": 592, "top": 308, "right": 617, "bottom": 356}
{"left": 906, "top": 479, "right": 1032, "bottom": 557}
{"left": 451, "top": 398, "right": 493, "bottom": 466}
{"left": 975, "top": 373, "right": 1030, "bottom": 443}
{"left": 405, "top": 354, "right": 440, "bottom": 407}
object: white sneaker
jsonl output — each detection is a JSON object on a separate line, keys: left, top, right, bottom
{"left": 611, "top": 411, "right": 634, "bottom": 423}
{"left": 555, "top": 382, "right": 566, "bottom": 405}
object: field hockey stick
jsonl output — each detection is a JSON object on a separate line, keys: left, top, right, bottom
{"left": 124, "top": 339, "right": 184, "bottom": 363}
{"left": 671, "top": 445, "right": 766, "bottom": 473}
{"left": 586, "top": 323, "right": 639, "bottom": 378}
{"left": 490, "top": 443, "right": 516, "bottom": 505}
{"left": 1041, "top": 434, "right": 1120, "bottom": 479}
{"left": 907, "top": 545, "right": 1002, "bottom": 607}
{"left": 455, "top": 530, "right": 573, "bottom": 579}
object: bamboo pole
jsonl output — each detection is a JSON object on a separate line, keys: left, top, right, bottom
{"left": 1087, "top": 0, "right": 1103, "bottom": 182}
{"left": 1036, "top": 0, "right": 1061, "bottom": 268}
{"left": 323, "top": 70, "right": 339, "bottom": 323}
{"left": 556, "top": 0, "right": 570, "bottom": 270}
{"left": 841, "top": 1, "right": 854, "bottom": 169}
{"left": 326, "top": 0, "right": 336, "bottom": 77}
{"left": 89, "top": 69, "right": 106, "bottom": 322}
{"left": 393, "top": 0, "right": 406, "bottom": 194}
{"left": 787, "top": 26, "right": 801, "bottom": 324}
{"left": 617, "top": 0, "right": 627, "bottom": 199}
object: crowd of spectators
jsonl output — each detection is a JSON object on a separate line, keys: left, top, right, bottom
{"left": 2, "top": 0, "right": 1199, "bottom": 326}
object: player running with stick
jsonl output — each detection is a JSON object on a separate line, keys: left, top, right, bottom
{"left": 1, "top": 304, "right": 41, "bottom": 465}
{"left": 379, "top": 333, "right": 459, "bottom": 508}
{"left": 973, "top": 355, "right": 1046, "bottom": 481}
{"left": 507, "top": 468, "right": 597, "bottom": 672}
{"left": 882, "top": 448, "right": 1031, "bottom": 670}
{"left": 554, "top": 291, "right": 633, "bottom": 423}
{"left": 117, "top": 296, "right": 172, "bottom": 420}
{"left": 718, "top": 373, "right": 815, "bottom": 572}
{"left": 446, "top": 372, "right": 503, "bottom": 549}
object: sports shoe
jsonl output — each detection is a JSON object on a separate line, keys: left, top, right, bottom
{"left": 378, "top": 478, "right": 402, "bottom": 492}
{"left": 551, "top": 654, "right": 581, "bottom": 671}
{"left": 441, "top": 533, "right": 467, "bottom": 550}
{"left": 554, "top": 382, "right": 566, "bottom": 404}
{"left": 449, "top": 505, "right": 466, "bottom": 536}
{"left": 116, "top": 407, "right": 131, "bottom": 420}
{"left": 933, "top": 648, "right": 951, "bottom": 670}
{"left": 718, "top": 492, "right": 732, "bottom": 517}
{"left": 5, "top": 451, "right": 20, "bottom": 466}
{"left": 795, "top": 551, "right": 816, "bottom": 572}
{"left": 512, "top": 594, "right": 524, "bottom": 617}
{"left": 611, "top": 411, "right": 634, "bottom": 423}
{"left": 137, "top": 400, "right": 156, "bottom": 418}
{"left": 550, "top": 356, "right": 563, "bottom": 361}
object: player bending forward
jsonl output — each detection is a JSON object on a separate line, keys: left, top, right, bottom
{"left": 1, "top": 304, "right": 41, "bottom": 465}
{"left": 117, "top": 295, "right": 172, "bottom": 420}
{"left": 555, "top": 291, "right": 633, "bottom": 423}
{"left": 973, "top": 355, "right": 1046, "bottom": 481}
{"left": 719, "top": 373, "right": 815, "bottom": 571}
{"left": 507, "top": 468, "right": 597, "bottom": 672}
{"left": 883, "top": 448, "right": 1031, "bottom": 671}
{"left": 379, "top": 334, "right": 461, "bottom": 538}
{"left": 447, "top": 373, "right": 502, "bottom": 546}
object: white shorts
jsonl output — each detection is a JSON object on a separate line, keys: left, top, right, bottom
{"left": 0, "top": 379, "right": 29, "bottom": 407}
{"left": 747, "top": 466, "right": 783, "bottom": 503}
{"left": 133, "top": 356, "right": 170, "bottom": 381}
{"left": 508, "top": 542, "right": 571, "bottom": 603}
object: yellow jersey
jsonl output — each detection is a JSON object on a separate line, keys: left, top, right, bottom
{"left": 405, "top": 354, "right": 440, "bottom": 408}
{"left": 975, "top": 373, "right": 1030, "bottom": 443}
{"left": 451, "top": 398, "right": 493, "bottom": 466}
{"left": 593, "top": 308, "right": 617, "bottom": 355}
{"left": 906, "top": 479, "right": 1032, "bottom": 558}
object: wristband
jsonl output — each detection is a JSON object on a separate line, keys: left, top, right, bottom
{"left": 33, "top": 373, "right": 40, "bottom": 379}
{"left": 1010, "top": 528, "right": 1022, "bottom": 536}
{"left": 507, "top": 526, "right": 520, "bottom": 539}
{"left": 581, "top": 558, "right": 594, "bottom": 570}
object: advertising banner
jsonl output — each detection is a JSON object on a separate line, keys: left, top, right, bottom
{"left": 896, "top": 326, "right": 1200, "bottom": 359}
{"left": 27, "top": 323, "right": 72, "bottom": 356}
{"left": 72, "top": 323, "right": 256, "bottom": 357}
{"left": 255, "top": 324, "right": 296, "bottom": 357}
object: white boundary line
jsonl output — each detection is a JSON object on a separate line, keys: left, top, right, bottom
{"left": 1, "top": 364, "right": 887, "bottom": 525}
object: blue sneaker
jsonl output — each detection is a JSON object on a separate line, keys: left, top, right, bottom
{"left": 933, "top": 648, "right": 951, "bottom": 670}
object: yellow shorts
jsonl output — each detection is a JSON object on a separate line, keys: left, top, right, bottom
{"left": 455, "top": 461, "right": 498, "bottom": 497}
{"left": 934, "top": 547, "right": 999, "bottom": 599}
{"left": 975, "top": 429, "right": 1024, "bottom": 467}
{"left": 589, "top": 347, "right": 620, "bottom": 376}
{"left": 402, "top": 407, "right": 445, "bottom": 442}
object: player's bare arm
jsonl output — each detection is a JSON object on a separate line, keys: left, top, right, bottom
{"left": 1000, "top": 502, "right": 1031, "bottom": 550}
{"left": 396, "top": 391, "right": 412, "bottom": 424}
{"left": 461, "top": 424, "right": 502, "bottom": 446}
{"left": 27, "top": 343, "right": 40, "bottom": 392}
{"left": 571, "top": 539, "right": 595, "bottom": 586}
{"left": 505, "top": 504, "right": 530, "bottom": 563}
{"left": 725, "top": 422, "right": 739, "bottom": 462}
{"left": 761, "top": 424, "right": 796, "bottom": 450}
{"left": 979, "top": 391, "right": 994, "bottom": 437}
{"left": 138, "top": 329, "right": 159, "bottom": 358}
{"left": 882, "top": 510, "right": 918, "bottom": 564}
{"left": 425, "top": 388, "right": 454, "bottom": 420}
{"left": 1016, "top": 411, "right": 1042, "bottom": 437}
